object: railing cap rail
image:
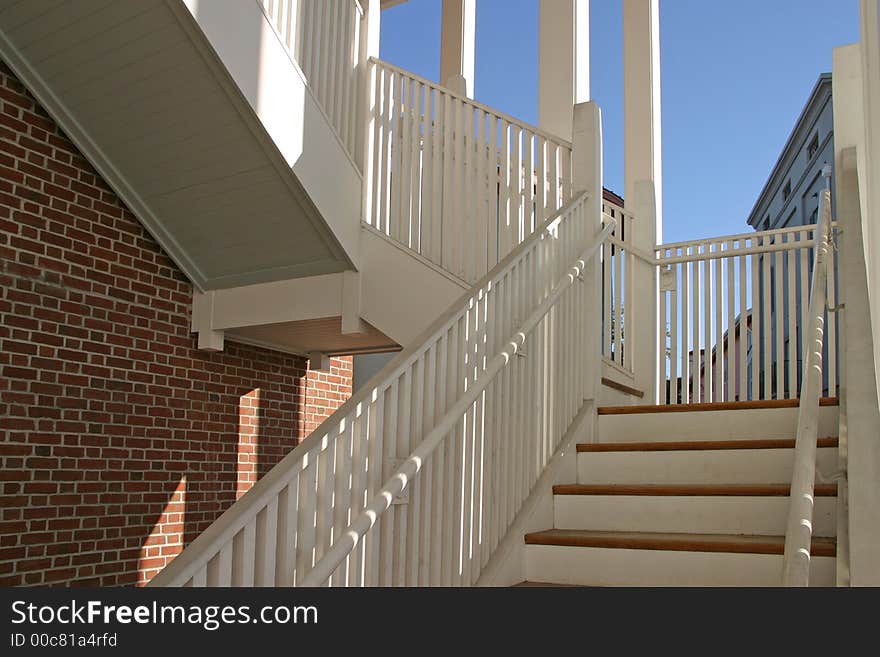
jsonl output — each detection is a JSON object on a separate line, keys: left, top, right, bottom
{"left": 656, "top": 221, "right": 827, "bottom": 254}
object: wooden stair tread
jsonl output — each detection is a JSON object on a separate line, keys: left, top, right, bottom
{"left": 577, "top": 437, "right": 839, "bottom": 452}
{"left": 598, "top": 397, "right": 839, "bottom": 415}
{"left": 524, "top": 529, "right": 836, "bottom": 557}
{"left": 552, "top": 483, "right": 838, "bottom": 497}
{"left": 512, "top": 581, "right": 588, "bottom": 588}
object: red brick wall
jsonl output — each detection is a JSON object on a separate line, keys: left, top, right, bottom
{"left": 0, "top": 62, "right": 353, "bottom": 586}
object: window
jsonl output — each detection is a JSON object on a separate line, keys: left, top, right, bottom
{"left": 807, "top": 133, "right": 820, "bottom": 160}
{"left": 782, "top": 180, "right": 792, "bottom": 202}
{"left": 762, "top": 215, "right": 770, "bottom": 231}
{"left": 809, "top": 207, "right": 818, "bottom": 224}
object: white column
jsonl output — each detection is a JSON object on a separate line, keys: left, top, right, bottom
{"left": 572, "top": 101, "right": 603, "bottom": 401}
{"left": 623, "top": 0, "right": 662, "bottom": 402}
{"left": 834, "top": 34, "right": 880, "bottom": 586}
{"left": 538, "top": 0, "right": 590, "bottom": 142}
{"left": 440, "top": 0, "right": 475, "bottom": 97}
{"left": 623, "top": 0, "right": 662, "bottom": 242}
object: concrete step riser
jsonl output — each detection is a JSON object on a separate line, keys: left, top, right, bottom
{"left": 553, "top": 495, "right": 837, "bottom": 537}
{"left": 577, "top": 448, "right": 839, "bottom": 485}
{"left": 596, "top": 406, "right": 839, "bottom": 443}
{"left": 524, "top": 544, "right": 836, "bottom": 586}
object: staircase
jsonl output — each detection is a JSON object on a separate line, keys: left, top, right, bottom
{"left": 521, "top": 402, "right": 841, "bottom": 587}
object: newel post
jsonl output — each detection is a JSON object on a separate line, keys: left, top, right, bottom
{"left": 572, "top": 102, "right": 603, "bottom": 403}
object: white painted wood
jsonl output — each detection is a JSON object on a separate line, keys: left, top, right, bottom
{"left": 554, "top": 495, "right": 837, "bottom": 537}
{"left": 577, "top": 447, "right": 839, "bottom": 486}
{"left": 538, "top": 0, "right": 589, "bottom": 142}
{"left": 783, "top": 189, "right": 833, "bottom": 586}
{"left": 656, "top": 225, "right": 834, "bottom": 404}
{"left": 524, "top": 544, "right": 835, "bottom": 587}
{"left": 597, "top": 406, "right": 840, "bottom": 443}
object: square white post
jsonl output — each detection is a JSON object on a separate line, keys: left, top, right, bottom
{"left": 572, "top": 102, "right": 603, "bottom": 402}
{"left": 538, "top": 0, "right": 590, "bottom": 142}
{"left": 623, "top": 0, "right": 661, "bottom": 401}
{"left": 440, "top": 0, "right": 475, "bottom": 97}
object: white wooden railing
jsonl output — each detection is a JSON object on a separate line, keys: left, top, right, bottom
{"left": 657, "top": 221, "right": 838, "bottom": 404}
{"left": 259, "top": 0, "right": 364, "bottom": 157}
{"left": 149, "top": 192, "right": 606, "bottom": 587}
{"left": 782, "top": 185, "right": 833, "bottom": 586}
{"left": 364, "top": 58, "right": 574, "bottom": 284}
{"left": 601, "top": 199, "right": 636, "bottom": 373}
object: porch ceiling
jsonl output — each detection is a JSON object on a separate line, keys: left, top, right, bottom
{"left": 228, "top": 317, "right": 399, "bottom": 357}
{"left": 0, "top": 0, "right": 354, "bottom": 291}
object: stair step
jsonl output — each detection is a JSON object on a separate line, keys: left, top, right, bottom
{"left": 524, "top": 529, "right": 836, "bottom": 557}
{"left": 553, "top": 490, "right": 837, "bottom": 536}
{"left": 523, "top": 530, "right": 837, "bottom": 586}
{"left": 597, "top": 398, "right": 839, "bottom": 415}
{"left": 577, "top": 437, "right": 839, "bottom": 452}
{"left": 512, "top": 581, "right": 587, "bottom": 588}
{"left": 576, "top": 443, "right": 839, "bottom": 485}
{"left": 597, "top": 403, "right": 840, "bottom": 444}
{"left": 553, "top": 483, "right": 837, "bottom": 496}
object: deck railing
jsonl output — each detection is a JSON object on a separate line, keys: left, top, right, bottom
{"left": 258, "top": 0, "right": 364, "bottom": 157}
{"left": 656, "top": 221, "right": 838, "bottom": 404}
{"left": 149, "top": 192, "right": 606, "bottom": 587}
{"left": 601, "top": 199, "right": 636, "bottom": 373}
{"left": 363, "top": 58, "right": 574, "bottom": 284}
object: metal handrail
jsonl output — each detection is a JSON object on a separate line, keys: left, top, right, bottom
{"left": 782, "top": 168, "right": 834, "bottom": 586}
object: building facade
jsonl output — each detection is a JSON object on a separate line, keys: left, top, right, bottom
{"left": 747, "top": 74, "right": 836, "bottom": 399}
{"left": 747, "top": 74, "right": 834, "bottom": 232}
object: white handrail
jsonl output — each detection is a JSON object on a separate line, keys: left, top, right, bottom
{"left": 782, "top": 185, "right": 834, "bottom": 586}
{"left": 150, "top": 191, "right": 596, "bottom": 588}
{"left": 301, "top": 207, "right": 615, "bottom": 586}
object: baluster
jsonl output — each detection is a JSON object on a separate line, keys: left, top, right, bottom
{"left": 499, "top": 121, "right": 512, "bottom": 259}
{"left": 667, "top": 263, "right": 678, "bottom": 405}
{"left": 799, "top": 232, "right": 809, "bottom": 391}
{"left": 331, "top": 417, "right": 354, "bottom": 586}
{"left": 296, "top": 450, "right": 318, "bottom": 581}
{"left": 692, "top": 255, "right": 702, "bottom": 403}
{"left": 786, "top": 239, "right": 797, "bottom": 399}
{"left": 274, "top": 482, "right": 297, "bottom": 586}
{"left": 421, "top": 86, "right": 435, "bottom": 261}
{"left": 408, "top": 79, "right": 422, "bottom": 252}
{"left": 603, "top": 232, "right": 612, "bottom": 361}
{"left": 681, "top": 254, "right": 690, "bottom": 403}
{"left": 379, "top": 68, "right": 394, "bottom": 233}
{"left": 255, "top": 497, "right": 278, "bottom": 587}
{"left": 714, "top": 247, "right": 723, "bottom": 401}
{"left": 826, "top": 231, "right": 837, "bottom": 396}
{"left": 738, "top": 251, "right": 748, "bottom": 400}
{"left": 774, "top": 249, "right": 784, "bottom": 400}
{"left": 348, "top": 404, "right": 369, "bottom": 586}
{"left": 394, "top": 75, "right": 410, "bottom": 248}
{"left": 441, "top": 92, "right": 455, "bottom": 272}
{"left": 430, "top": 88, "right": 444, "bottom": 264}
{"left": 364, "top": 386, "right": 385, "bottom": 587}
{"left": 703, "top": 254, "right": 713, "bottom": 402}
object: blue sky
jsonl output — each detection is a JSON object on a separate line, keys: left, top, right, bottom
{"left": 379, "top": 0, "right": 860, "bottom": 243}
